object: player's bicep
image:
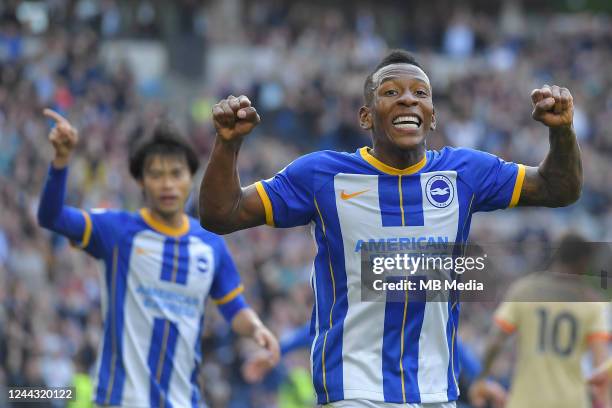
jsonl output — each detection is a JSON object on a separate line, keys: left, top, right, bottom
{"left": 235, "top": 183, "right": 268, "bottom": 229}
{"left": 517, "top": 166, "right": 553, "bottom": 207}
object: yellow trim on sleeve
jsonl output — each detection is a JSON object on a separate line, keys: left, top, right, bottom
{"left": 213, "top": 284, "right": 244, "bottom": 305}
{"left": 255, "top": 181, "right": 275, "bottom": 226}
{"left": 77, "top": 210, "right": 93, "bottom": 249}
{"left": 509, "top": 164, "right": 526, "bottom": 208}
{"left": 139, "top": 208, "right": 189, "bottom": 237}
{"left": 359, "top": 147, "right": 427, "bottom": 175}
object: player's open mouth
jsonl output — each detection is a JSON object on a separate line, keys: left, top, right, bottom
{"left": 160, "top": 195, "right": 178, "bottom": 203}
{"left": 392, "top": 114, "right": 421, "bottom": 129}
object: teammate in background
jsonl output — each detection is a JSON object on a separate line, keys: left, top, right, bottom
{"left": 37, "top": 109, "right": 279, "bottom": 407}
{"left": 469, "top": 233, "right": 610, "bottom": 408}
{"left": 200, "top": 49, "right": 582, "bottom": 407}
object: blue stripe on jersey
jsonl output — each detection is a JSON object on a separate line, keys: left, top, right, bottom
{"left": 446, "top": 296, "right": 460, "bottom": 400}
{"left": 312, "top": 186, "right": 348, "bottom": 404}
{"left": 160, "top": 238, "right": 176, "bottom": 282}
{"left": 382, "top": 276, "right": 426, "bottom": 403}
{"left": 446, "top": 181, "right": 472, "bottom": 400}
{"left": 402, "top": 176, "right": 424, "bottom": 227}
{"left": 378, "top": 176, "right": 425, "bottom": 227}
{"left": 148, "top": 318, "right": 180, "bottom": 408}
{"left": 378, "top": 176, "right": 403, "bottom": 227}
{"left": 176, "top": 236, "right": 190, "bottom": 285}
{"left": 160, "top": 237, "right": 190, "bottom": 285}
{"left": 96, "top": 245, "right": 129, "bottom": 405}
{"left": 311, "top": 214, "right": 334, "bottom": 402}
{"left": 191, "top": 315, "right": 205, "bottom": 408}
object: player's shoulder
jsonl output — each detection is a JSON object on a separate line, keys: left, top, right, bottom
{"left": 502, "top": 273, "right": 539, "bottom": 301}
{"left": 274, "top": 149, "right": 365, "bottom": 188}
{"left": 88, "top": 207, "right": 135, "bottom": 223}
{"left": 286, "top": 149, "right": 360, "bottom": 171}
{"left": 429, "top": 146, "right": 502, "bottom": 168}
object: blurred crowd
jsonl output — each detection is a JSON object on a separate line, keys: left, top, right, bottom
{"left": 1, "top": 0, "right": 611, "bottom": 407}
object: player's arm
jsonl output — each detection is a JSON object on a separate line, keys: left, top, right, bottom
{"left": 468, "top": 327, "right": 511, "bottom": 408}
{"left": 590, "top": 357, "right": 612, "bottom": 386}
{"left": 478, "top": 327, "right": 511, "bottom": 380}
{"left": 242, "top": 322, "right": 313, "bottom": 383}
{"left": 210, "top": 238, "right": 280, "bottom": 370}
{"left": 518, "top": 85, "right": 582, "bottom": 207}
{"left": 37, "top": 109, "right": 88, "bottom": 242}
{"left": 232, "top": 308, "right": 280, "bottom": 368}
{"left": 589, "top": 338, "right": 611, "bottom": 407}
{"left": 199, "top": 95, "right": 266, "bottom": 234}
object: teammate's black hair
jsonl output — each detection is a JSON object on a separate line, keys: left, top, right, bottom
{"left": 555, "top": 232, "right": 594, "bottom": 267}
{"left": 363, "top": 49, "right": 424, "bottom": 106}
{"left": 129, "top": 120, "right": 199, "bottom": 180}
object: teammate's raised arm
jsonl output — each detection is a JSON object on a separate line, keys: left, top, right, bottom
{"left": 37, "top": 109, "right": 88, "bottom": 243}
{"left": 199, "top": 95, "right": 267, "bottom": 234}
{"left": 518, "top": 85, "right": 583, "bottom": 207}
{"left": 43, "top": 108, "right": 79, "bottom": 169}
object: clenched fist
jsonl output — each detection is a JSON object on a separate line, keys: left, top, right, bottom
{"left": 531, "top": 85, "right": 573, "bottom": 129}
{"left": 213, "top": 95, "right": 261, "bottom": 142}
{"left": 43, "top": 108, "right": 79, "bottom": 168}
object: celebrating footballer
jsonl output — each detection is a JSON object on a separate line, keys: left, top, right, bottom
{"left": 199, "top": 49, "right": 582, "bottom": 407}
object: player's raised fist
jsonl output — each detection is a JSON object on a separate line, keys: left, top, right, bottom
{"left": 212, "top": 95, "right": 260, "bottom": 142}
{"left": 43, "top": 108, "right": 79, "bottom": 167}
{"left": 531, "top": 85, "right": 574, "bottom": 129}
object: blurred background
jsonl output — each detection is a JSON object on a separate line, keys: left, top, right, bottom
{"left": 0, "top": 0, "right": 611, "bottom": 406}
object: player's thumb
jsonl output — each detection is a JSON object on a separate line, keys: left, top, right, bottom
{"left": 237, "top": 107, "right": 259, "bottom": 123}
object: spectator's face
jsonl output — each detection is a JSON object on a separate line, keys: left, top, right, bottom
{"left": 140, "top": 154, "right": 192, "bottom": 217}
{"left": 360, "top": 64, "right": 435, "bottom": 151}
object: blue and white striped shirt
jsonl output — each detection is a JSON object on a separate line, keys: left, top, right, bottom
{"left": 39, "top": 165, "right": 247, "bottom": 408}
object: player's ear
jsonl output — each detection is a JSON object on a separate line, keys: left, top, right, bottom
{"left": 430, "top": 108, "right": 436, "bottom": 131}
{"left": 359, "top": 106, "right": 372, "bottom": 130}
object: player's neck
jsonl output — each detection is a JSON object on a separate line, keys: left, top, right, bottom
{"left": 147, "top": 208, "right": 185, "bottom": 229}
{"left": 370, "top": 143, "right": 426, "bottom": 170}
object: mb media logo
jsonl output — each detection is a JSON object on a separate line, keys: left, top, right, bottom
{"left": 426, "top": 175, "right": 454, "bottom": 208}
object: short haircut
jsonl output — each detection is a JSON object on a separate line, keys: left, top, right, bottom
{"left": 554, "top": 232, "right": 594, "bottom": 266}
{"left": 363, "top": 49, "right": 424, "bottom": 106}
{"left": 129, "top": 120, "right": 199, "bottom": 180}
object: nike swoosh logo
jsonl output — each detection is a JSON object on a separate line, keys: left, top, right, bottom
{"left": 340, "top": 189, "right": 370, "bottom": 200}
